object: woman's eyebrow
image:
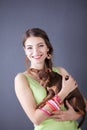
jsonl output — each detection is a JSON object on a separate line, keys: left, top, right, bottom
{"left": 26, "top": 44, "right": 32, "bottom": 46}
{"left": 26, "top": 42, "right": 44, "bottom": 47}
{"left": 37, "top": 42, "right": 44, "bottom": 45}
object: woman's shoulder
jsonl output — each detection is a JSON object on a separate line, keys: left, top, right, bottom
{"left": 14, "top": 71, "right": 28, "bottom": 82}
{"left": 54, "top": 66, "right": 69, "bottom": 76}
{"left": 14, "top": 71, "right": 30, "bottom": 91}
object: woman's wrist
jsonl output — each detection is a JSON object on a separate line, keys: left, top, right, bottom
{"left": 58, "top": 89, "right": 68, "bottom": 101}
{"left": 39, "top": 97, "right": 61, "bottom": 116}
{"left": 39, "top": 103, "right": 53, "bottom": 116}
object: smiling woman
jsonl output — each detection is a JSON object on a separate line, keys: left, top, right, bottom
{"left": 14, "top": 28, "right": 87, "bottom": 130}
{"left": 24, "top": 37, "right": 49, "bottom": 69}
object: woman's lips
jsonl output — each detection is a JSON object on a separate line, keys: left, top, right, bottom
{"left": 32, "top": 55, "right": 42, "bottom": 59}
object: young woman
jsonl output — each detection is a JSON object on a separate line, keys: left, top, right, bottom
{"left": 14, "top": 28, "right": 87, "bottom": 130}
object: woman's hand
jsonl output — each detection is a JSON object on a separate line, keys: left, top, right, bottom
{"left": 62, "top": 75, "right": 78, "bottom": 94}
{"left": 51, "top": 101, "right": 81, "bottom": 121}
{"left": 58, "top": 75, "right": 78, "bottom": 101}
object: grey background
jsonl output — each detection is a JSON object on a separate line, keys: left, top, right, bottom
{"left": 0, "top": 0, "right": 87, "bottom": 130}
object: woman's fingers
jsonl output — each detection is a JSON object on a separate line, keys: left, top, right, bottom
{"left": 62, "top": 75, "right": 78, "bottom": 94}
{"left": 51, "top": 101, "right": 81, "bottom": 121}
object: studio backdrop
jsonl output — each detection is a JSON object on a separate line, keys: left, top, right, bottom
{"left": 0, "top": 0, "right": 87, "bottom": 130}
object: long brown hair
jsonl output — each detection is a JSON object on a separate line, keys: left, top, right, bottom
{"left": 22, "top": 28, "right": 53, "bottom": 69}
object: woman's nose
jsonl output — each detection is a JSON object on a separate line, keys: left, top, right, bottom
{"left": 33, "top": 47, "right": 39, "bottom": 55}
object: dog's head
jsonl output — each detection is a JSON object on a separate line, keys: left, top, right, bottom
{"left": 38, "top": 69, "right": 62, "bottom": 88}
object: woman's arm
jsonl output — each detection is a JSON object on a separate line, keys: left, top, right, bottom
{"left": 56, "top": 67, "right": 78, "bottom": 101}
{"left": 14, "top": 68, "right": 82, "bottom": 125}
{"left": 84, "top": 97, "right": 87, "bottom": 111}
{"left": 51, "top": 101, "right": 82, "bottom": 121}
{"left": 14, "top": 73, "right": 49, "bottom": 125}
{"left": 51, "top": 67, "right": 87, "bottom": 121}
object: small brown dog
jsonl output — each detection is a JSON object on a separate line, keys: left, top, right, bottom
{"left": 36, "top": 69, "right": 86, "bottom": 128}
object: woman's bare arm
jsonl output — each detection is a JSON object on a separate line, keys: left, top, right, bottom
{"left": 51, "top": 101, "right": 82, "bottom": 121}
{"left": 51, "top": 67, "right": 87, "bottom": 121}
{"left": 14, "top": 67, "right": 83, "bottom": 125}
{"left": 14, "top": 73, "right": 49, "bottom": 125}
{"left": 56, "top": 67, "right": 77, "bottom": 101}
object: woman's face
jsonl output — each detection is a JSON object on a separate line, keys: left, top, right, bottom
{"left": 24, "top": 36, "right": 49, "bottom": 68}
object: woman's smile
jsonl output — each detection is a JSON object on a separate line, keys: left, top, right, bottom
{"left": 32, "top": 54, "right": 43, "bottom": 60}
{"left": 24, "top": 36, "right": 49, "bottom": 68}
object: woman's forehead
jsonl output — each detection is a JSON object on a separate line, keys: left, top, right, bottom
{"left": 25, "top": 36, "right": 46, "bottom": 46}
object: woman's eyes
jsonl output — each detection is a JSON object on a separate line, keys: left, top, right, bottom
{"left": 38, "top": 44, "right": 44, "bottom": 47}
{"left": 27, "top": 46, "right": 32, "bottom": 50}
{"left": 26, "top": 44, "right": 44, "bottom": 50}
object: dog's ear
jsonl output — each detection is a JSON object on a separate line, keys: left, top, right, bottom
{"left": 38, "top": 70, "right": 48, "bottom": 80}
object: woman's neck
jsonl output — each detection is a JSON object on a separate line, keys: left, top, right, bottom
{"left": 27, "top": 67, "right": 45, "bottom": 82}
{"left": 30, "top": 63, "right": 45, "bottom": 70}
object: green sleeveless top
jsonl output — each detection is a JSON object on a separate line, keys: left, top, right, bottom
{"left": 24, "top": 67, "right": 81, "bottom": 130}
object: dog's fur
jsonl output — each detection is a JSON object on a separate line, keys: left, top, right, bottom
{"left": 36, "top": 70, "right": 86, "bottom": 128}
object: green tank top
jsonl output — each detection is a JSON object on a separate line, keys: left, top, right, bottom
{"left": 24, "top": 67, "right": 81, "bottom": 130}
